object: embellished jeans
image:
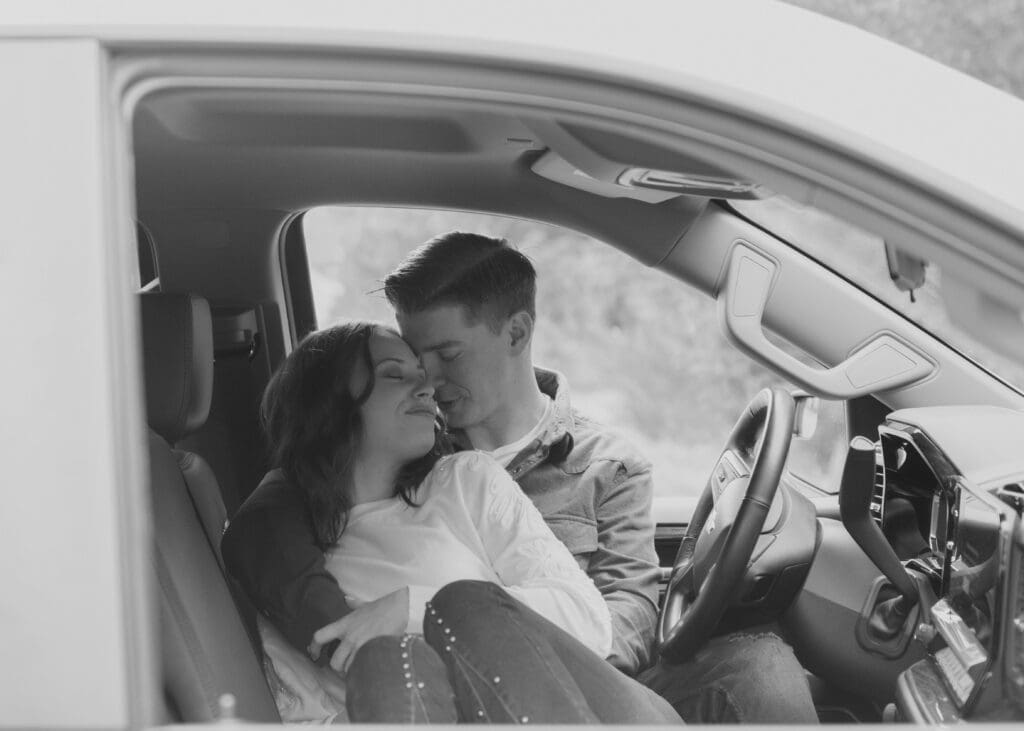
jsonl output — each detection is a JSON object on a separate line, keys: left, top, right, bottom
{"left": 346, "top": 580, "right": 681, "bottom": 724}
{"left": 638, "top": 629, "right": 819, "bottom": 724}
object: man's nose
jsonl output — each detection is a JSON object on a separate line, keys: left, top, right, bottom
{"left": 421, "top": 357, "right": 445, "bottom": 389}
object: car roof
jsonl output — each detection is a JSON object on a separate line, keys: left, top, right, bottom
{"left": 6, "top": 0, "right": 1024, "bottom": 229}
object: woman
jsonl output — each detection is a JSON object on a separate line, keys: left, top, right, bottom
{"left": 256, "top": 322, "right": 679, "bottom": 724}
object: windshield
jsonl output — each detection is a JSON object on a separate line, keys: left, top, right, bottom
{"left": 732, "top": 196, "right": 1024, "bottom": 394}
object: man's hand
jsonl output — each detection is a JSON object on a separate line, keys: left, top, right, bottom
{"left": 308, "top": 587, "right": 410, "bottom": 673}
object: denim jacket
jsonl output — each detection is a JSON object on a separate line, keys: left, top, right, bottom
{"left": 496, "top": 368, "right": 659, "bottom": 674}
{"left": 222, "top": 369, "right": 660, "bottom": 677}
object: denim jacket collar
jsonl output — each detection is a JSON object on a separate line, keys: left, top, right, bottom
{"left": 450, "top": 366, "right": 576, "bottom": 481}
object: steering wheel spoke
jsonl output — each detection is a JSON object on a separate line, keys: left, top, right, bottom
{"left": 691, "top": 519, "right": 731, "bottom": 583}
{"left": 667, "top": 561, "right": 698, "bottom": 603}
{"left": 711, "top": 449, "right": 749, "bottom": 499}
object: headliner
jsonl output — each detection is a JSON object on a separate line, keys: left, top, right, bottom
{"left": 9, "top": 0, "right": 1024, "bottom": 225}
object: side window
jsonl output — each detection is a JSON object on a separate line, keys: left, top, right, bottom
{"left": 786, "top": 397, "right": 848, "bottom": 495}
{"left": 302, "top": 207, "right": 846, "bottom": 508}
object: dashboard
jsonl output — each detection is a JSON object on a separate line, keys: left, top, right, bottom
{"left": 872, "top": 406, "right": 1024, "bottom": 722}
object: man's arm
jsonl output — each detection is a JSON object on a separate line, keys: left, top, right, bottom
{"left": 221, "top": 474, "right": 350, "bottom": 654}
{"left": 592, "top": 460, "right": 661, "bottom": 675}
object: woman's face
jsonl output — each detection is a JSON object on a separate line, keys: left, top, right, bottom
{"left": 353, "top": 329, "right": 438, "bottom": 464}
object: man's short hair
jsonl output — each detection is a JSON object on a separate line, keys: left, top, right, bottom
{"left": 383, "top": 231, "right": 536, "bottom": 330}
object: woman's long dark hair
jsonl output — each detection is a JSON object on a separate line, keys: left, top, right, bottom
{"left": 260, "top": 322, "right": 447, "bottom": 550}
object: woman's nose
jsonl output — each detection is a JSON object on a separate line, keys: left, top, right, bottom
{"left": 414, "top": 370, "right": 434, "bottom": 399}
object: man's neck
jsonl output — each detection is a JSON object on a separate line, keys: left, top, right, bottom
{"left": 463, "top": 374, "right": 547, "bottom": 452}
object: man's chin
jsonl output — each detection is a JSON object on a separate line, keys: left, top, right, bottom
{"left": 439, "top": 405, "right": 469, "bottom": 429}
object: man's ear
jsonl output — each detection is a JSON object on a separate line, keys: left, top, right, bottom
{"left": 507, "top": 311, "right": 534, "bottom": 356}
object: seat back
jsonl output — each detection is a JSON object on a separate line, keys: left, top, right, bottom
{"left": 140, "top": 292, "right": 279, "bottom": 723}
{"left": 177, "top": 302, "right": 284, "bottom": 516}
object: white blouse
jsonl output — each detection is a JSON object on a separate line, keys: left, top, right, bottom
{"left": 259, "top": 450, "right": 611, "bottom": 722}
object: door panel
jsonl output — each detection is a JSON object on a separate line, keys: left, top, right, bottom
{"left": 0, "top": 39, "right": 153, "bottom": 728}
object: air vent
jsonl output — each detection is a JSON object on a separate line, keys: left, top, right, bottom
{"left": 871, "top": 441, "right": 886, "bottom": 525}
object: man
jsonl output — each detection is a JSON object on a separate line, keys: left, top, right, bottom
{"left": 222, "top": 231, "right": 817, "bottom": 723}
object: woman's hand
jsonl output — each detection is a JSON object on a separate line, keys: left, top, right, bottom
{"left": 308, "top": 587, "right": 410, "bottom": 673}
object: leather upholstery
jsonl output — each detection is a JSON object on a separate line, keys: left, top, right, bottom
{"left": 174, "top": 449, "right": 229, "bottom": 574}
{"left": 141, "top": 292, "right": 279, "bottom": 723}
{"left": 140, "top": 293, "right": 214, "bottom": 444}
{"left": 150, "top": 432, "right": 279, "bottom": 722}
{"left": 174, "top": 446, "right": 261, "bottom": 643}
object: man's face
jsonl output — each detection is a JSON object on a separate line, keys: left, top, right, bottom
{"left": 396, "top": 304, "right": 511, "bottom": 432}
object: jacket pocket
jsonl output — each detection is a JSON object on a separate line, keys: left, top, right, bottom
{"left": 545, "top": 516, "right": 598, "bottom": 566}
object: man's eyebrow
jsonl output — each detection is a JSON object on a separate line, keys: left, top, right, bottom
{"left": 420, "top": 339, "right": 462, "bottom": 353}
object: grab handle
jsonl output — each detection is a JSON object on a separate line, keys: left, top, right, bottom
{"left": 718, "top": 243, "right": 934, "bottom": 399}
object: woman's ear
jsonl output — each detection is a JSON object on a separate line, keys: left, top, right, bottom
{"left": 507, "top": 311, "right": 534, "bottom": 356}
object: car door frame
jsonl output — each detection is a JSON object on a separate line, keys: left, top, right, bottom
{"left": 0, "top": 37, "right": 157, "bottom": 728}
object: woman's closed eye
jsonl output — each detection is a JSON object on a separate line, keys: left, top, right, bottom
{"left": 378, "top": 365, "right": 406, "bottom": 380}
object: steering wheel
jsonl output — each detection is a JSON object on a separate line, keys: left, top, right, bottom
{"left": 657, "top": 387, "right": 796, "bottom": 663}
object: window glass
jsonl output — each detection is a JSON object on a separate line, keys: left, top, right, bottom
{"left": 786, "top": 397, "right": 848, "bottom": 495}
{"left": 303, "top": 207, "right": 846, "bottom": 507}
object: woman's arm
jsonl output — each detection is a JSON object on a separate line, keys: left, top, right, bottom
{"left": 457, "top": 453, "right": 613, "bottom": 658}
{"left": 222, "top": 473, "right": 351, "bottom": 655}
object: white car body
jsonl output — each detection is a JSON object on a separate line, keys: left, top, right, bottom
{"left": 2, "top": 1, "right": 1023, "bottom": 727}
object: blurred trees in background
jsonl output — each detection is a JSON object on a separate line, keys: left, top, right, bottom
{"left": 304, "top": 207, "right": 784, "bottom": 497}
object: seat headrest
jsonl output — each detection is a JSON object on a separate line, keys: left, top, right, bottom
{"left": 140, "top": 293, "right": 214, "bottom": 444}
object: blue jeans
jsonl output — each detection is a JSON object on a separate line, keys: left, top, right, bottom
{"left": 638, "top": 629, "right": 818, "bottom": 724}
{"left": 346, "top": 580, "right": 681, "bottom": 723}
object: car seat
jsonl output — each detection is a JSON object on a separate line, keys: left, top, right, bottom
{"left": 140, "top": 291, "right": 280, "bottom": 723}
